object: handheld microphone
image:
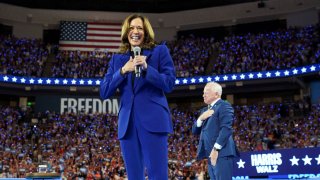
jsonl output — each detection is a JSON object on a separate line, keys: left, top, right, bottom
{"left": 133, "top": 46, "right": 141, "bottom": 78}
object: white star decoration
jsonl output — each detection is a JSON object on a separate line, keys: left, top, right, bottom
{"left": 223, "top": 75, "right": 228, "bottom": 80}
{"left": 289, "top": 154, "right": 320, "bottom": 167}
{"left": 183, "top": 79, "right": 188, "bottom": 84}
{"left": 266, "top": 72, "right": 271, "bottom": 77}
{"left": 302, "top": 155, "right": 312, "bottom": 165}
{"left": 232, "top": 75, "right": 237, "bottom": 80}
{"left": 0, "top": 64, "right": 319, "bottom": 86}
{"left": 20, "top": 78, "right": 26, "bottom": 83}
{"left": 290, "top": 156, "right": 299, "bottom": 166}
{"left": 257, "top": 73, "right": 262, "bottom": 78}
{"left": 284, "top": 70, "right": 290, "bottom": 76}
{"left": 315, "top": 154, "right": 320, "bottom": 165}
{"left": 237, "top": 159, "right": 245, "bottom": 168}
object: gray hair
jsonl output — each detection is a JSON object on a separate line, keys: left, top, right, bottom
{"left": 206, "top": 82, "right": 222, "bottom": 96}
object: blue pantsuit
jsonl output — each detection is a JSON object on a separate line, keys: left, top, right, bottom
{"left": 100, "top": 45, "right": 176, "bottom": 179}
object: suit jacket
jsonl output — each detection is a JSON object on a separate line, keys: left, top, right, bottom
{"left": 192, "top": 99, "right": 239, "bottom": 160}
{"left": 100, "top": 45, "right": 176, "bottom": 139}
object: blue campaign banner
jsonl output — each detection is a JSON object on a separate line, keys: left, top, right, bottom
{"left": 233, "top": 147, "right": 320, "bottom": 178}
{"left": 1, "top": 64, "right": 320, "bottom": 86}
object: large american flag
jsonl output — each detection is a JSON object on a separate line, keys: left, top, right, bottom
{"left": 59, "top": 21, "right": 122, "bottom": 52}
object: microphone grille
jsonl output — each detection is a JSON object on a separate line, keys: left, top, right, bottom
{"left": 133, "top": 46, "right": 141, "bottom": 55}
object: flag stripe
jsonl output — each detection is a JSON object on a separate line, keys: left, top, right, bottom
{"left": 86, "top": 33, "right": 121, "bottom": 37}
{"left": 59, "top": 21, "right": 121, "bottom": 52}
{"left": 88, "top": 22, "right": 122, "bottom": 26}
{"left": 88, "top": 27, "right": 121, "bottom": 31}
{"left": 87, "top": 30, "right": 121, "bottom": 35}
{"left": 87, "top": 36, "right": 121, "bottom": 40}
{"left": 60, "top": 41, "right": 120, "bottom": 46}
{"left": 60, "top": 44, "right": 119, "bottom": 49}
{"left": 59, "top": 47, "right": 119, "bottom": 52}
{"left": 87, "top": 39, "right": 121, "bottom": 44}
{"left": 86, "top": 39, "right": 121, "bottom": 43}
{"left": 88, "top": 24, "right": 121, "bottom": 29}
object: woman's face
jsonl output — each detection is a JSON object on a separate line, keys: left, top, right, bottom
{"left": 128, "top": 17, "right": 145, "bottom": 48}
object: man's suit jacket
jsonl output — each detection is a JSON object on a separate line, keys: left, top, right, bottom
{"left": 192, "top": 99, "right": 239, "bottom": 160}
{"left": 100, "top": 45, "right": 176, "bottom": 139}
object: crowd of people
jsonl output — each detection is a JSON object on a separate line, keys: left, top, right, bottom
{"left": 0, "top": 101, "right": 318, "bottom": 179}
{"left": 233, "top": 100, "right": 318, "bottom": 152}
{"left": 0, "top": 35, "right": 48, "bottom": 77}
{"left": 49, "top": 25, "right": 320, "bottom": 78}
{"left": 1, "top": 24, "right": 319, "bottom": 79}
{"left": 51, "top": 51, "right": 113, "bottom": 78}
{"left": 212, "top": 25, "right": 320, "bottom": 74}
{"left": 166, "top": 35, "right": 215, "bottom": 77}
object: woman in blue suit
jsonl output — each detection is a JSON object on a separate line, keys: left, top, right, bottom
{"left": 100, "top": 14, "right": 176, "bottom": 179}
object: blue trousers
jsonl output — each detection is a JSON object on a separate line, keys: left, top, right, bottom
{"left": 120, "top": 114, "right": 168, "bottom": 180}
{"left": 208, "top": 156, "right": 234, "bottom": 180}
{"left": 208, "top": 158, "right": 216, "bottom": 180}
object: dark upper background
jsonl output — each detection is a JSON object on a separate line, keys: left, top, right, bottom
{"left": 0, "top": 0, "right": 309, "bottom": 103}
{"left": 0, "top": 0, "right": 258, "bottom": 13}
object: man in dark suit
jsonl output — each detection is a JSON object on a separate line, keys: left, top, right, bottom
{"left": 192, "top": 82, "right": 239, "bottom": 180}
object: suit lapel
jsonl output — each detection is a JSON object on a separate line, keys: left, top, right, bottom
{"left": 119, "top": 53, "right": 130, "bottom": 65}
{"left": 133, "top": 74, "right": 139, "bottom": 90}
{"left": 212, "top": 99, "right": 222, "bottom": 111}
{"left": 119, "top": 53, "right": 134, "bottom": 92}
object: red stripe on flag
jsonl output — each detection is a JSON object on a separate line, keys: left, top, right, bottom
{"left": 86, "top": 39, "right": 121, "bottom": 43}
{"left": 88, "top": 22, "right": 122, "bottom": 26}
{"left": 60, "top": 44, "right": 120, "bottom": 49}
{"left": 87, "top": 27, "right": 121, "bottom": 31}
{"left": 86, "top": 33, "right": 121, "bottom": 37}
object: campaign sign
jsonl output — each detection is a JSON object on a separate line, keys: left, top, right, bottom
{"left": 233, "top": 147, "right": 320, "bottom": 179}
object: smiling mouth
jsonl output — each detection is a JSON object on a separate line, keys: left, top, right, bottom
{"left": 131, "top": 35, "right": 140, "bottom": 41}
